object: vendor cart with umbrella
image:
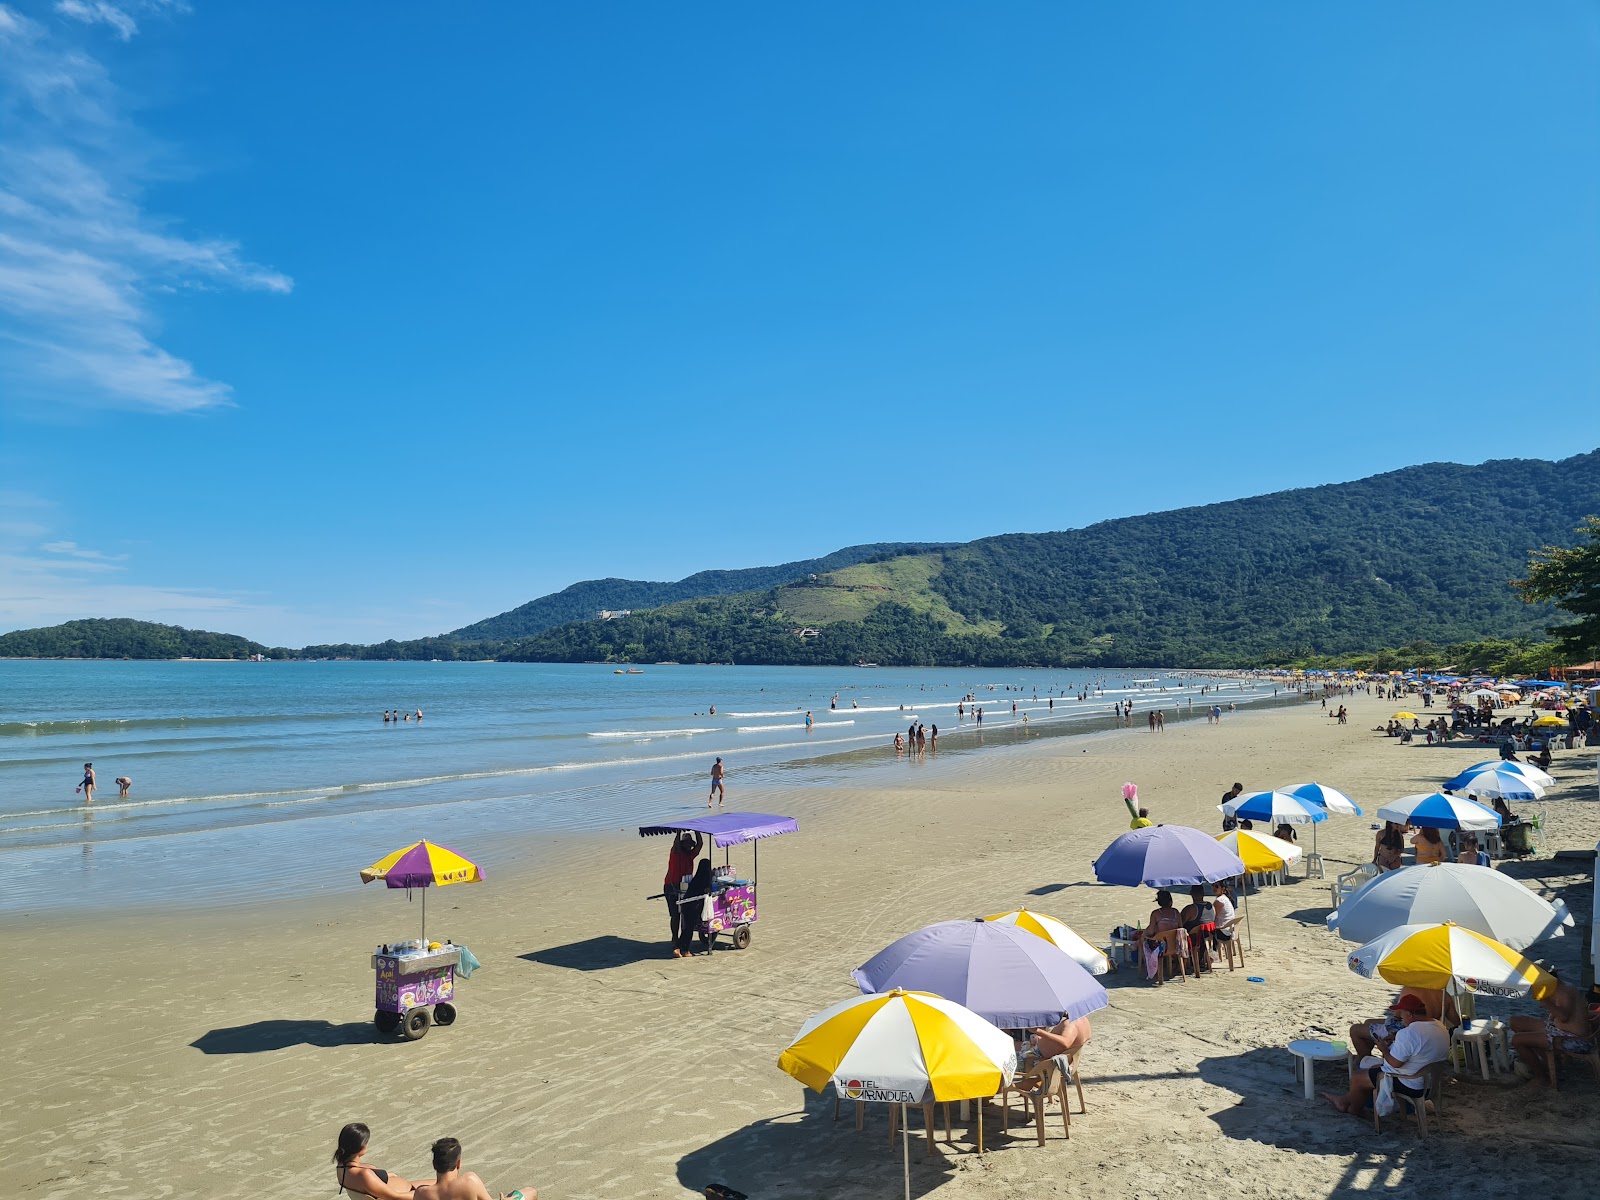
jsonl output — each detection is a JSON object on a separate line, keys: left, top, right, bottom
{"left": 359, "top": 839, "right": 484, "bottom": 1040}
{"left": 639, "top": 812, "right": 797, "bottom": 951}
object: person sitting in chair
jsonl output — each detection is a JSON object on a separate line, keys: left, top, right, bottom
{"left": 1325, "top": 993, "right": 1449, "bottom": 1117}
{"left": 1141, "top": 890, "right": 1185, "bottom": 981}
{"left": 1179, "top": 885, "right": 1216, "bottom": 971}
{"left": 1509, "top": 980, "right": 1597, "bottom": 1087}
{"left": 1029, "top": 1015, "right": 1091, "bottom": 1059}
{"left": 1348, "top": 988, "right": 1453, "bottom": 1060}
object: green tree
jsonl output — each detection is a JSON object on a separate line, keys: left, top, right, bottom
{"left": 1512, "top": 515, "right": 1600, "bottom": 663}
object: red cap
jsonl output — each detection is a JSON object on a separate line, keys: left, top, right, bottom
{"left": 1389, "top": 994, "right": 1427, "bottom": 1013}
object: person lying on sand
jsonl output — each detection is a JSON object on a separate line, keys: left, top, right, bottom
{"left": 1324, "top": 994, "right": 1449, "bottom": 1117}
{"left": 333, "top": 1122, "right": 417, "bottom": 1200}
{"left": 412, "top": 1137, "right": 535, "bottom": 1200}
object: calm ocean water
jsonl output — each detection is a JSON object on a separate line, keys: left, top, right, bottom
{"left": 0, "top": 661, "right": 1281, "bottom": 913}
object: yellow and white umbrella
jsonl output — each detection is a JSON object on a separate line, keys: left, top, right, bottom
{"left": 1215, "top": 828, "right": 1303, "bottom": 875}
{"left": 1346, "top": 921, "right": 1556, "bottom": 999}
{"left": 984, "top": 909, "right": 1111, "bottom": 975}
{"left": 778, "top": 989, "right": 1015, "bottom": 1192}
{"left": 1532, "top": 714, "right": 1567, "bottom": 728}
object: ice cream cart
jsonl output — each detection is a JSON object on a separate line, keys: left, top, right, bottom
{"left": 372, "top": 941, "right": 463, "bottom": 1040}
{"left": 639, "top": 812, "right": 798, "bottom": 951}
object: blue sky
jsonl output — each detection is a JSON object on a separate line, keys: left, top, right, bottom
{"left": 1, "top": 2, "right": 1596, "bottom": 645}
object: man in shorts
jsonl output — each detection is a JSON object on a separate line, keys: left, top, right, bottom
{"left": 1324, "top": 993, "right": 1448, "bottom": 1117}
{"left": 708, "top": 757, "right": 725, "bottom": 808}
{"left": 412, "top": 1137, "right": 534, "bottom": 1200}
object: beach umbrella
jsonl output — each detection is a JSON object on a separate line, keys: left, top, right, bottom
{"left": 360, "top": 839, "right": 484, "bottom": 938}
{"left": 1450, "top": 768, "right": 1545, "bottom": 803}
{"left": 1532, "top": 714, "right": 1567, "bottom": 728}
{"left": 1347, "top": 922, "right": 1557, "bottom": 999}
{"left": 777, "top": 989, "right": 1016, "bottom": 1194}
{"left": 1286, "top": 782, "right": 1363, "bottom": 817}
{"left": 1446, "top": 760, "right": 1554, "bottom": 790}
{"left": 1222, "top": 789, "right": 1328, "bottom": 855}
{"left": 1376, "top": 792, "right": 1500, "bottom": 832}
{"left": 1392, "top": 711, "right": 1418, "bottom": 720}
{"left": 1092, "top": 824, "right": 1245, "bottom": 888}
{"left": 984, "top": 909, "right": 1111, "bottom": 975}
{"left": 1327, "top": 862, "right": 1573, "bottom": 949}
{"left": 1216, "top": 828, "right": 1303, "bottom": 875}
{"left": 852, "top": 918, "right": 1109, "bottom": 1026}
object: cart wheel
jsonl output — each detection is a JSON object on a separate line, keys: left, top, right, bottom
{"left": 731, "top": 924, "right": 752, "bottom": 950}
{"left": 374, "top": 1009, "right": 402, "bottom": 1034}
{"left": 432, "top": 1002, "right": 457, "bottom": 1027}
{"left": 401, "top": 1006, "right": 432, "bottom": 1041}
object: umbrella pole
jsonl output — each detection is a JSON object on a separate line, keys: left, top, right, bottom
{"left": 422, "top": 887, "right": 427, "bottom": 942}
{"left": 903, "top": 1102, "right": 911, "bottom": 1200}
{"left": 1242, "top": 881, "right": 1254, "bottom": 951}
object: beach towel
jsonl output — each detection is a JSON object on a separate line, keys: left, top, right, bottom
{"left": 1373, "top": 1071, "right": 1397, "bottom": 1116}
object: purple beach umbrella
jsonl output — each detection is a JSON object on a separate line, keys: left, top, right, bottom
{"left": 1092, "top": 824, "right": 1245, "bottom": 888}
{"left": 851, "top": 918, "right": 1109, "bottom": 1028}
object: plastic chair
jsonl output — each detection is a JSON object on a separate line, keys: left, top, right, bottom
{"left": 1331, "top": 863, "right": 1379, "bottom": 910}
{"left": 999, "top": 1055, "right": 1072, "bottom": 1144}
{"left": 1372, "top": 1061, "right": 1447, "bottom": 1136}
{"left": 888, "top": 1099, "right": 950, "bottom": 1157}
{"left": 1542, "top": 1013, "right": 1600, "bottom": 1091}
{"left": 1211, "top": 914, "right": 1246, "bottom": 970}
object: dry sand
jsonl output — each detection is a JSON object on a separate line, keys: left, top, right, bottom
{"left": 7, "top": 692, "right": 1598, "bottom": 1199}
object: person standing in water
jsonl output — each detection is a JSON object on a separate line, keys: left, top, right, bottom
{"left": 77, "top": 762, "right": 96, "bottom": 803}
{"left": 115, "top": 776, "right": 132, "bottom": 797}
{"left": 805, "top": 711, "right": 813, "bottom": 730}
{"left": 708, "top": 757, "right": 725, "bottom": 808}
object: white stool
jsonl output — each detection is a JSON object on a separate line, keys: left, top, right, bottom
{"left": 1304, "top": 852, "right": 1326, "bottom": 880}
{"left": 1453, "top": 1020, "right": 1507, "bottom": 1080}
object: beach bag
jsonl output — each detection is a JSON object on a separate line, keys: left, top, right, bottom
{"left": 1373, "top": 1071, "right": 1397, "bottom": 1116}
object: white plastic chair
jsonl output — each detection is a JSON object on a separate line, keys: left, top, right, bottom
{"left": 1331, "top": 862, "right": 1379, "bottom": 909}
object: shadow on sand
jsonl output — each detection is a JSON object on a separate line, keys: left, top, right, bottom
{"left": 190, "top": 1019, "right": 375, "bottom": 1054}
{"left": 519, "top": 935, "right": 666, "bottom": 971}
{"left": 677, "top": 1087, "right": 1086, "bottom": 1197}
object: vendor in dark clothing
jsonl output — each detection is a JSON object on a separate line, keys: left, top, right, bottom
{"left": 674, "top": 858, "right": 715, "bottom": 959}
{"left": 663, "top": 831, "right": 703, "bottom": 946}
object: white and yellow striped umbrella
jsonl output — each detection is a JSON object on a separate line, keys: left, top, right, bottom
{"left": 777, "top": 988, "right": 1016, "bottom": 1104}
{"left": 1215, "top": 828, "right": 1303, "bottom": 874}
{"left": 984, "top": 908, "right": 1111, "bottom": 975}
{"left": 1346, "top": 921, "right": 1557, "bottom": 999}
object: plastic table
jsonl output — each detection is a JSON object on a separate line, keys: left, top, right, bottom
{"left": 1288, "top": 1039, "right": 1350, "bottom": 1100}
{"left": 1453, "top": 1019, "right": 1509, "bottom": 1080}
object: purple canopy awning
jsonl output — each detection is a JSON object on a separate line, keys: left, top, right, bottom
{"left": 852, "top": 918, "right": 1109, "bottom": 1028}
{"left": 1092, "top": 824, "right": 1245, "bottom": 888}
{"left": 638, "top": 812, "right": 798, "bottom": 848}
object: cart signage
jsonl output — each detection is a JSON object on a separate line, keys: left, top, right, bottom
{"left": 833, "top": 1077, "right": 924, "bottom": 1104}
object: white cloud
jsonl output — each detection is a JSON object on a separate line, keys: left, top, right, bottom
{"left": 55, "top": 1, "right": 136, "bottom": 40}
{"left": 0, "top": 3, "right": 290, "bottom": 413}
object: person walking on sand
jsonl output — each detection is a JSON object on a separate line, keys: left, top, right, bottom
{"left": 411, "top": 1137, "right": 535, "bottom": 1200}
{"left": 707, "top": 757, "right": 725, "bottom": 808}
{"left": 77, "top": 762, "right": 95, "bottom": 803}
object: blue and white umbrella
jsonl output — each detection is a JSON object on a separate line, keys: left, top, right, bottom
{"left": 1286, "top": 782, "right": 1363, "bottom": 816}
{"left": 1445, "top": 761, "right": 1554, "bottom": 791}
{"left": 1221, "top": 790, "right": 1328, "bottom": 825}
{"left": 1449, "top": 768, "right": 1545, "bottom": 803}
{"left": 1376, "top": 792, "right": 1500, "bottom": 832}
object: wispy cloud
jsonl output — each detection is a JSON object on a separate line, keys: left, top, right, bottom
{"left": 0, "top": 490, "right": 285, "bottom": 636}
{"left": 0, "top": 3, "right": 289, "bottom": 413}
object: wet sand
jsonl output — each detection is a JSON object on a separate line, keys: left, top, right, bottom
{"left": 8, "top": 691, "right": 1597, "bottom": 1199}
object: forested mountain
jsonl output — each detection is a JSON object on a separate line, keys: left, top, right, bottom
{"left": 500, "top": 451, "right": 1600, "bottom": 667}
{"left": 448, "top": 541, "right": 946, "bottom": 639}
{"left": 0, "top": 619, "right": 271, "bottom": 660}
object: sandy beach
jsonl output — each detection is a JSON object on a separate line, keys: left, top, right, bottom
{"left": 8, "top": 691, "right": 1597, "bottom": 1199}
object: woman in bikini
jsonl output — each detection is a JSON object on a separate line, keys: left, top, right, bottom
{"left": 334, "top": 1122, "right": 417, "bottom": 1199}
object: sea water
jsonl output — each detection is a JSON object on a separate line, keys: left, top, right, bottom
{"left": 0, "top": 660, "right": 1280, "bottom": 912}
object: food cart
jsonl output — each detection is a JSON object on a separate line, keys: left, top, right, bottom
{"left": 639, "top": 812, "right": 798, "bottom": 951}
{"left": 359, "top": 839, "right": 484, "bottom": 1041}
{"left": 372, "top": 940, "right": 462, "bottom": 1040}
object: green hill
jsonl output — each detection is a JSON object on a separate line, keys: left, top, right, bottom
{"left": 0, "top": 618, "right": 272, "bottom": 660}
{"left": 500, "top": 450, "right": 1600, "bottom": 667}
{"left": 448, "top": 542, "right": 948, "bottom": 640}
